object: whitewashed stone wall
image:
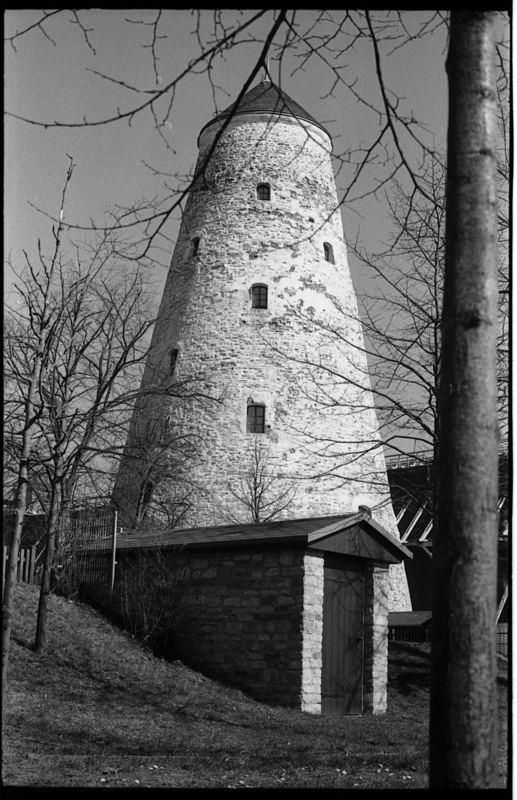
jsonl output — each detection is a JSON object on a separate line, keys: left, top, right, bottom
{"left": 113, "top": 105, "right": 411, "bottom": 611}
{"left": 300, "top": 555, "right": 390, "bottom": 716}
{"left": 301, "top": 552, "right": 324, "bottom": 714}
{"left": 363, "top": 565, "right": 391, "bottom": 714}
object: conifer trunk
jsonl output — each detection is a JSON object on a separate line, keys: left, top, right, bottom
{"left": 430, "top": 11, "right": 499, "bottom": 787}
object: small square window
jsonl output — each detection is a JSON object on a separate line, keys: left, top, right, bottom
{"left": 247, "top": 403, "right": 265, "bottom": 433}
{"left": 251, "top": 284, "right": 268, "bottom": 309}
{"left": 257, "top": 183, "right": 271, "bottom": 201}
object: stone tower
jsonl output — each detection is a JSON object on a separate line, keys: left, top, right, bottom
{"left": 113, "top": 79, "right": 411, "bottom": 611}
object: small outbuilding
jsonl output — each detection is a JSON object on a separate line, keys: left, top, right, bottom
{"left": 100, "top": 509, "right": 412, "bottom": 716}
{"left": 388, "top": 610, "right": 433, "bottom": 643}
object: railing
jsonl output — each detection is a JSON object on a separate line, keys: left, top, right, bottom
{"left": 496, "top": 623, "right": 508, "bottom": 657}
{"left": 385, "top": 450, "right": 433, "bottom": 470}
{"left": 2, "top": 545, "right": 37, "bottom": 587}
{"left": 389, "top": 621, "right": 509, "bottom": 656}
{"left": 388, "top": 625, "right": 432, "bottom": 643}
{"left": 386, "top": 443, "right": 508, "bottom": 472}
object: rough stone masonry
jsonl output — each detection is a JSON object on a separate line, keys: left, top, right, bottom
{"left": 126, "top": 543, "right": 391, "bottom": 714}
{"left": 113, "top": 81, "right": 411, "bottom": 611}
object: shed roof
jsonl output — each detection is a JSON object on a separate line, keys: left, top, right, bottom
{"left": 110, "top": 510, "right": 412, "bottom": 563}
{"left": 198, "top": 79, "right": 330, "bottom": 143}
{"left": 388, "top": 611, "right": 432, "bottom": 627}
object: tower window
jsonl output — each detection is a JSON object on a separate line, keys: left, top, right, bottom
{"left": 247, "top": 403, "right": 265, "bottom": 433}
{"left": 323, "top": 242, "right": 334, "bottom": 264}
{"left": 191, "top": 236, "right": 200, "bottom": 256}
{"left": 170, "top": 348, "right": 179, "bottom": 376}
{"left": 251, "top": 283, "right": 268, "bottom": 309}
{"left": 257, "top": 183, "right": 271, "bottom": 201}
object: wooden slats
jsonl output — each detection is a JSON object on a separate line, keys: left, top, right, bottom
{"left": 322, "top": 557, "right": 364, "bottom": 715}
{"left": 61, "top": 508, "right": 117, "bottom": 590}
{"left": 2, "top": 545, "right": 36, "bottom": 587}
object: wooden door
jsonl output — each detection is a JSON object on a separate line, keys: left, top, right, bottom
{"left": 322, "top": 556, "right": 364, "bottom": 714}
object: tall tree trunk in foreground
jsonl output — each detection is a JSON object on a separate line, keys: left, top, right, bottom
{"left": 430, "top": 11, "right": 499, "bottom": 788}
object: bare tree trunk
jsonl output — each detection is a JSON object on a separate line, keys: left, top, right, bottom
{"left": 34, "top": 479, "right": 61, "bottom": 652}
{"left": 2, "top": 389, "right": 38, "bottom": 693}
{"left": 430, "top": 11, "right": 499, "bottom": 788}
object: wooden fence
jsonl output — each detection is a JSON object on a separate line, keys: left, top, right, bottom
{"left": 388, "top": 624, "right": 432, "bottom": 643}
{"left": 2, "top": 506, "right": 117, "bottom": 596}
{"left": 57, "top": 507, "right": 117, "bottom": 592}
{"left": 496, "top": 623, "right": 508, "bottom": 657}
{"left": 2, "top": 545, "right": 37, "bottom": 587}
{"left": 389, "top": 620, "right": 509, "bottom": 656}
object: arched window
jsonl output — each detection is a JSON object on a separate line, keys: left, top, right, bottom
{"left": 323, "top": 242, "right": 334, "bottom": 264}
{"left": 251, "top": 283, "right": 268, "bottom": 309}
{"left": 257, "top": 183, "right": 271, "bottom": 201}
{"left": 247, "top": 403, "right": 265, "bottom": 433}
{"left": 170, "top": 348, "right": 179, "bottom": 376}
{"left": 191, "top": 236, "right": 200, "bottom": 256}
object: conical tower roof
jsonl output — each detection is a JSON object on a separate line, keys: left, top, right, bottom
{"left": 199, "top": 79, "right": 330, "bottom": 142}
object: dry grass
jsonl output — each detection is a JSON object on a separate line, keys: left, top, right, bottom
{"left": 2, "top": 584, "right": 508, "bottom": 788}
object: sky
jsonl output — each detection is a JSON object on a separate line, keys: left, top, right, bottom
{"left": 5, "top": 9, "right": 456, "bottom": 302}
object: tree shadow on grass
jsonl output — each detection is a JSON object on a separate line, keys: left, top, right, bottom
{"left": 389, "top": 642, "right": 508, "bottom": 692}
{"left": 12, "top": 634, "right": 35, "bottom": 650}
{"left": 388, "top": 642, "right": 431, "bottom": 695}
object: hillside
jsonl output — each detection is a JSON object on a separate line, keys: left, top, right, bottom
{"left": 2, "top": 584, "right": 508, "bottom": 788}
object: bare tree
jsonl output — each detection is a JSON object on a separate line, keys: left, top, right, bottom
{"left": 355, "top": 125, "right": 507, "bottom": 456}
{"left": 116, "top": 546, "right": 191, "bottom": 655}
{"left": 3, "top": 184, "right": 190, "bottom": 655}
{"left": 264, "top": 133, "right": 506, "bottom": 512}
{"left": 5, "top": 10, "right": 455, "bottom": 261}
{"left": 2, "top": 158, "right": 75, "bottom": 692}
{"left": 225, "top": 438, "right": 297, "bottom": 524}
{"left": 112, "top": 409, "right": 199, "bottom": 531}
{"left": 4, "top": 9, "right": 509, "bottom": 782}
{"left": 5, "top": 11, "right": 507, "bottom": 279}
{"left": 355, "top": 162, "right": 445, "bottom": 461}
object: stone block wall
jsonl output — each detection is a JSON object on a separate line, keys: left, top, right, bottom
{"left": 109, "top": 544, "right": 394, "bottom": 715}
{"left": 363, "top": 564, "right": 390, "bottom": 714}
{"left": 169, "top": 545, "right": 306, "bottom": 707}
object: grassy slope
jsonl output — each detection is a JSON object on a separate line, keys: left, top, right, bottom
{"left": 2, "top": 584, "right": 508, "bottom": 789}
